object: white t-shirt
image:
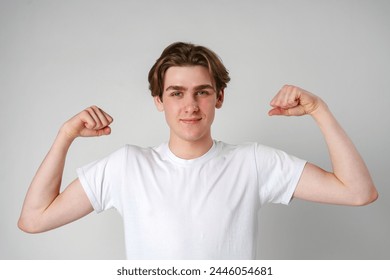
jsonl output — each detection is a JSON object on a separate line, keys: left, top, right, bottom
{"left": 77, "top": 140, "right": 306, "bottom": 259}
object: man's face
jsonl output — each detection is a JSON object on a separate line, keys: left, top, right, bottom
{"left": 154, "top": 65, "right": 224, "bottom": 145}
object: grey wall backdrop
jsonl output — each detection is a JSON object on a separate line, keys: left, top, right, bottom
{"left": 1, "top": 0, "right": 389, "bottom": 259}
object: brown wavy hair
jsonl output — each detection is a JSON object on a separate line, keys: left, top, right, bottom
{"left": 148, "top": 42, "right": 230, "bottom": 100}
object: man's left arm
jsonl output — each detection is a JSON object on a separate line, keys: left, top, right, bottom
{"left": 269, "top": 85, "right": 378, "bottom": 206}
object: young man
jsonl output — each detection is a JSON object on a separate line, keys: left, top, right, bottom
{"left": 18, "top": 42, "right": 378, "bottom": 259}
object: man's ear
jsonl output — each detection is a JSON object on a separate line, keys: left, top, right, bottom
{"left": 215, "top": 90, "right": 224, "bottom": 109}
{"left": 154, "top": 95, "right": 164, "bottom": 112}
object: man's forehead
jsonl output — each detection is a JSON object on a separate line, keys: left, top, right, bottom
{"left": 163, "top": 66, "right": 215, "bottom": 89}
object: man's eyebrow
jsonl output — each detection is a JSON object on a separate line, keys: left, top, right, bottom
{"left": 194, "top": 84, "right": 215, "bottom": 91}
{"left": 165, "top": 84, "right": 215, "bottom": 92}
{"left": 165, "top": 85, "right": 187, "bottom": 91}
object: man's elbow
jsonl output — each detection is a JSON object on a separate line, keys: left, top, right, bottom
{"left": 17, "top": 216, "right": 44, "bottom": 234}
{"left": 351, "top": 185, "right": 379, "bottom": 206}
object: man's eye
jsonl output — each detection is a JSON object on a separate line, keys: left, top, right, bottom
{"left": 170, "top": 92, "right": 182, "bottom": 97}
{"left": 197, "top": 91, "right": 209, "bottom": 96}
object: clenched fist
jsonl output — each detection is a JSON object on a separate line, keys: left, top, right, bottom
{"left": 268, "top": 85, "right": 324, "bottom": 117}
{"left": 60, "top": 106, "right": 113, "bottom": 140}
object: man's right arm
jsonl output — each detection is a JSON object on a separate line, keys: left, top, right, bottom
{"left": 18, "top": 106, "right": 113, "bottom": 233}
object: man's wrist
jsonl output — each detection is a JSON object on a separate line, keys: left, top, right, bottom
{"left": 309, "top": 99, "right": 329, "bottom": 118}
{"left": 57, "top": 126, "right": 77, "bottom": 146}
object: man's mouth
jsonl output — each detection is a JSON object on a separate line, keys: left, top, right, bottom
{"left": 180, "top": 118, "right": 202, "bottom": 124}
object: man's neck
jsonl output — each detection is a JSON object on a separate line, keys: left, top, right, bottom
{"left": 168, "top": 137, "right": 214, "bottom": 160}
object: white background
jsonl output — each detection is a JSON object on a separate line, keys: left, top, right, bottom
{"left": 1, "top": 0, "right": 389, "bottom": 259}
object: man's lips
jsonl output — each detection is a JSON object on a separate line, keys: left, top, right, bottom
{"left": 180, "top": 117, "right": 202, "bottom": 124}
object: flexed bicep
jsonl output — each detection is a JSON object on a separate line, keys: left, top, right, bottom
{"left": 40, "top": 179, "right": 93, "bottom": 232}
{"left": 19, "top": 178, "right": 93, "bottom": 233}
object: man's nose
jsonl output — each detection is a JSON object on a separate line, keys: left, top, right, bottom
{"left": 184, "top": 96, "right": 199, "bottom": 113}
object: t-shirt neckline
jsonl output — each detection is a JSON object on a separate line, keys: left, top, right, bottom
{"left": 164, "top": 140, "right": 218, "bottom": 166}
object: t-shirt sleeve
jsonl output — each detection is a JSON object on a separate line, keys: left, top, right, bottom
{"left": 254, "top": 144, "right": 307, "bottom": 206}
{"left": 77, "top": 146, "right": 126, "bottom": 213}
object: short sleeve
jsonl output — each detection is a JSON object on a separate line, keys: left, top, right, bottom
{"left": 77, "top": 146, "right": 126, "bottom": 213}
{"left": 254, "top": 144, "right": 307, "bottom": 206}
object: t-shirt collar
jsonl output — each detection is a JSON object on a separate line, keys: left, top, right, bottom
{"left": 164, "top": 140, "right": 218, "bottom": 166}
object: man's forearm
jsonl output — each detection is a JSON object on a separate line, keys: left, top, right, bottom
{"left": 310, "top": 102, "right": 377, "bottom": 204}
